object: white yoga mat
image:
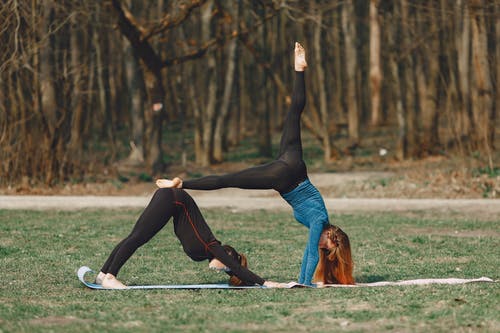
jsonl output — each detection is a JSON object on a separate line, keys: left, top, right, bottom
{"left": 316, "top": 277, "right": 494, "bottom": 288}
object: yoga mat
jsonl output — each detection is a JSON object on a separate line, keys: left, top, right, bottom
{"left": 78, "top": 266, "right": 494, "bottom": 290}
{"left": 316, "top": 277, "right": 494, "bottom": 288}
{"left": 77, "top": 266, "right": 264, "bottom": 289}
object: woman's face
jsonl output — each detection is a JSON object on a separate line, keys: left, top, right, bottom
{"left": 319, "top": 229, "right": 335, "bottom": 251}
{"left": 208, "top": 258, "right": 230, "bottom": 272}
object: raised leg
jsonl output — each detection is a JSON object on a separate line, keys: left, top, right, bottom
{"left": 278, "top": 42, "right": 307, "bottom": 158}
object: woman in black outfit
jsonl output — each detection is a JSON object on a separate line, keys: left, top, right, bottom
{"left": 96, "top": 188, "right": 282, "bottom": 289}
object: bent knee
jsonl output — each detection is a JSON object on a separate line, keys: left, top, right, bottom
{"left": 154, "top": 188, "right": 176, "bottom": 200}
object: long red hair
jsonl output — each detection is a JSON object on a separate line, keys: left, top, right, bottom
{"left": 313, "top": 225, "right": 355, "bottom": 285}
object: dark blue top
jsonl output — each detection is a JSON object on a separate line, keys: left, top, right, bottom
{"left": 282, "top": 179, "right": 329, "bottom": 285}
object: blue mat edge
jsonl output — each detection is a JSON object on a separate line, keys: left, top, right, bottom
{"left": 77, "top": 266, "right": 266, "bottom": 290}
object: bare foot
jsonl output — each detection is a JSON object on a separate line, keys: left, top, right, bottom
{"left": 294, "top": 42, "right": 307, "bottom": 71}
{"left": 102, "top": 273, "right": 127, "bottom": 289}
{"left": 95, "top": 271, "right": 105, "bottom": 285}
{"left": 209, "top": 258, "right": 230, "bottom": 272}
{"left": 156, "top": 177, "right": 182, "bottom": 189}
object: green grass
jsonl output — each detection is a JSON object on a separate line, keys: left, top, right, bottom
{"left": 0, "top": 209, "right": 498, "bottom": 332}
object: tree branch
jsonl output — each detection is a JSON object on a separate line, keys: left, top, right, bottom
{"left": 112, "top": 0, "right": 282, "bottom": 77}
{"left": 162, "top": 38, "right": 220, "bottom": 67}
{"left": 142, "top": 0, "right": 207, "bottom": 41}
{"left": 161, "top": 5, "right": 280, "bottom": 69}
{"left": 238, "top": 32, "right": 288, "bottom": 101}
{"left": 110, "top": 0, "right": 162, "bottom": 72}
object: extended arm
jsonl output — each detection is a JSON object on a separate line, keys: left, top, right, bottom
{"left": 208, "top": 244, "right": 265, "bottom": 286}
{"left": 298, "top": 222, "right": 323, "bottom": 285}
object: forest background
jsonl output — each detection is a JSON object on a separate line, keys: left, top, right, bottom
{"left": 1, "top": 0, "right": 499, "bottom": 197}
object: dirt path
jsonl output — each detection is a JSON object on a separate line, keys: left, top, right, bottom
{"left": 2, "top": 193, "right": 498, "bottom": 213}
{"left": 1, "top": 173, "right": 498, "bottom": 217}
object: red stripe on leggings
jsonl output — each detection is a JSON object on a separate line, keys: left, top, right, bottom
{"left": 174, "top": 201, "right": 215, "bottom": 254}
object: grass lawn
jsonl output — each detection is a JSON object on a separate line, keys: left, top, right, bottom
{"left": 0, "top": 208, "right": 498, "bottom": 332}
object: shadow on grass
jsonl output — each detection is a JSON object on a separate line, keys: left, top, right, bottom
{"left": 355, "top": 275, "right": 389, "bottom": 283}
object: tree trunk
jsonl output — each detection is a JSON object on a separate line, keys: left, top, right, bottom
{"left": 494, "top": 0, "right": 500, "bottom": 150}
{"left": 200, "top": 0, "right": 216, "bottom": 166}
{"left": 119, "top": 0, "right": 143, "bottom": 166}
{"left": 388, "top": 5, "right": 406, "bottom": 160}
{"left": 276, "top": 10, "right": 287, "bottom": 130}
{"left": 31, "top": 0, "right": 40, "bottom": 140}
{"left": 468, "top": 0, "right": 493, "bottom": 166}
{"left": 400, "top": 0, "right": 420, "bottom": 157}
{"left": 39, "top": 0, "right": 58, "bottom": 184}
{"left": 69, "top": 13, "right": 85, "bottom": 166}
{"left": 369, "top": 0, "right": 382, "bottom": 127}
{"left": 331, "top": 8, "right": 344, "bottom": 133}
{"left": 188, "top": 62, "right": 203, "bottom": 165}
{"left": 124, "top": 42, "right": 145, "bottom": 165}
{"left": 235, "top": 41, "right": 247, "bottom": 143}
{"left": 143, "top": 69, "right": 165, "bottom": 173}
{"left": 227, "top": 39, "right": 242, "bottom": 147}
{"left": 39, "top": 0, "right": 57, "bottom": 137}
{"left": 415, "top": 2, "right": 440, "bottom": 155}
{"left": 455, "top": 1, "right": 472, "bottom": 147}
{"left": 213, "top": 2, "right": 237, "bottom": 162}
{"left": 341, "top": 0, "right": 359, "bottom": 145}
{"left": 258, "top": 6, "right": 272, "bottom": 158}
{"left": 213, "top": 38, "right": 236, "bottom": 162}
{"left": 313, "top": 10, "right": 334, "bottom": 162}
{"left": 94, "top": 4, "right": 115, "bottom": 158}
{"left": 111, "top": 0, "right": 165, "bottom": 174}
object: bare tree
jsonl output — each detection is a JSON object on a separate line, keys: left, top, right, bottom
{"left": 68, "top": 12, "right": 85, "bottom": 169}
{"left": 495, "top": 0, "right": 500, "bottom": 151}
{"left": 369, "top": 0, "right": 382, "bottom": 127}
{"left": 469, "top": 0, "right": 494, "bottom": 168}
{"left": 341, "top": 0, "right": 359, "bottom": 146}
{"left": 199, "top": 0, "right": 217, "bottom": 166}
{"left": 1, "top": 0, "right": 497, "bottom": 187}
{"left": 455, "top": 0, "right": 472, "bottom": 151}
{"left": 213, "top": 1, "right": 238, "bottom": 162}
{"left": 312, "top": 7, "right": 327, "bottom": 160}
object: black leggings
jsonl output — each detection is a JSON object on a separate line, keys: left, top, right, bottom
{"left": 182, "top": 71, "right": 307, "bottom": 194}
{"left": 100, "top": 190, "right": 174, "bottom": 276}
{"left": 100, "top": 188, "right": 265, "bottom": 285}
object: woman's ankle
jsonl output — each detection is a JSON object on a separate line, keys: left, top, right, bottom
{"left": 95, "top": 271, "right": 106, "bottom": 284}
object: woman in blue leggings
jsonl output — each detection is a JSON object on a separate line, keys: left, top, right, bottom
{"left": 157, "top": 43, "right": 354, "bottom": 286}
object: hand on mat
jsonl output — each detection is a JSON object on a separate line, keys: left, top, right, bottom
{"left": 156, "top": 177, "right": 183, "bottom": 189}
{"left": 263, "top": 281, "right": 288, "bottom": 288}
